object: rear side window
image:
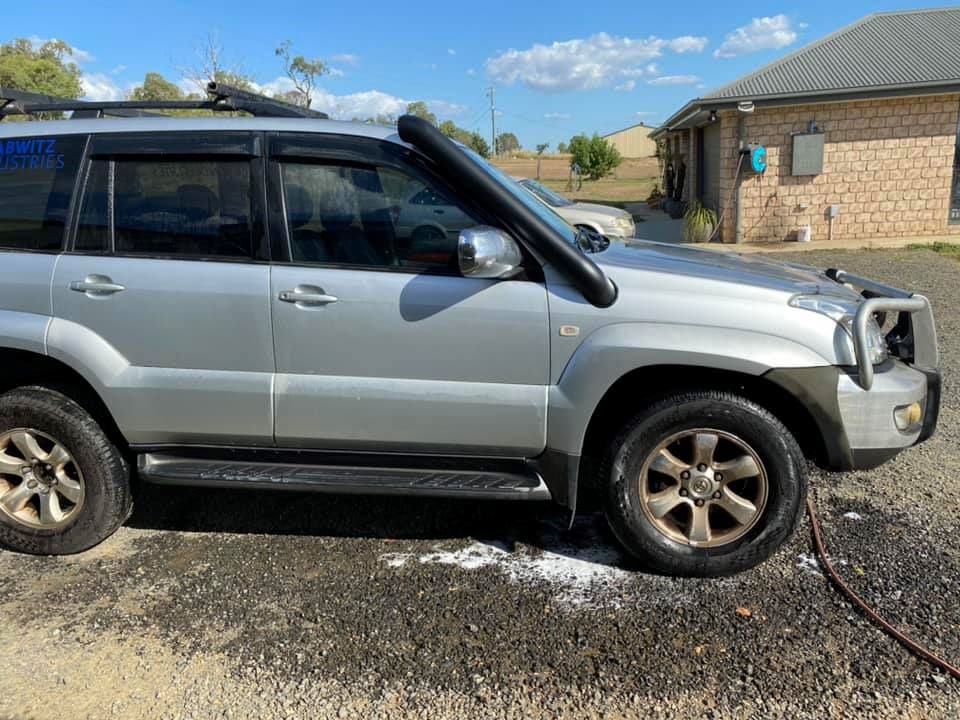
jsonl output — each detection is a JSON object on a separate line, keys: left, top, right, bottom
{"left": 0, "top": 135, "right": 85, "bottom": 251}
{"left": 76, "top": 158, "right": 255, "bottom": 259}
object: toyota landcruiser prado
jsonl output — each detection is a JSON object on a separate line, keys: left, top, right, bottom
{"left": 0, "top": 90, "right": 940, "bottom": 576}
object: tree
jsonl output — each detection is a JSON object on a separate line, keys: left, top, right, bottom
{"left": 535, "top": 142, "right": 549, "bottom": 180}
{"left": 437, "top": 120, "right": 489, "bottom": 158}
{"left": 556, "top": 141, "right": 569, "bottom": 154}
{"left": 275, "top": 40, "right": 327, "bottom": 108}
{"left": 130, "top": 72, "right": 183, "bottom": 101}
{"left": 495, "top": 132, "right": 520, "bottom": 155}
{"left": 467, "top": 132, "right": 490, "bottom": 158}
{"left": 179, "top": 33, "right": 256, "bottom": 94}
{"left": 0, "top": 38, "right": 83, "bottom": 99}
{"left": 568, "top": 133, "right": 622, "bottom": 181}
{"left": 405, "top": 101, "right": 437, "bottom": 126}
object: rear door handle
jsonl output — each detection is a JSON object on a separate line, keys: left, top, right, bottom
{"left": 69, "top": 275, "right": 126, "bottom": 296}
{"left": 279, "top": 286, "right": 339, "bottom": 306}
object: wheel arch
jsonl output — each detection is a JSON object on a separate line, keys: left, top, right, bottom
{"left": 0, "top": 348, "right": 129, "bottom": 453}
{"left": 574, "top": 364, "right": 831, "bottom": 507}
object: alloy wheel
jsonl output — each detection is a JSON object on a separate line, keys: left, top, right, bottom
{"left": 638, "top": 429, "right": 768, "bottom": 548}
{"left": 0, "top": 429, "right": 85, "bottom": 530}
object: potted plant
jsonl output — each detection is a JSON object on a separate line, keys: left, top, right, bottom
{"left": 682, "top": 201, "right": 718, "bottom": 243}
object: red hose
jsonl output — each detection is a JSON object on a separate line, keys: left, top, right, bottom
{"left": 806, "top": 496, "right": 960, "bottom": 681}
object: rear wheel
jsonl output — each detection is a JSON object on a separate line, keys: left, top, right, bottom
{"left": 601, "top": 390, "right": 806, "bottom": 577}
{"left": 0, "top": 387, "right": 131, "bottom": 554}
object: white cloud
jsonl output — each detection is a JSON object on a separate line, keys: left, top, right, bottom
{"left": 635, "top": 111, "right": 658, "bottom": 117}
{"left": 667, "top": 36, "right": 708, "bottom": 53}
{"left": 328, "top": 67, "right": 345, "bottom": 78}
{"left": 486, "top": 32, "right": 704, "bottom": 92}
{"left": 81, "top": 73, "right": 123, "bottom": 101}
{"left": 330, "top": 53, "right": 359, "bottom": 66}
{"left": 466, "top": 68, "right": 476, "bottom": 76}
{"left": 28, "top": 36, "right": 94, "bottom": 63}
{"left": 544, "top": 112, "right": 571, "bottom": 120}
{"left": 110, "top": 65, "right": 127, "bottom": 76}
{"left": 256, "top": 76, "right": 464, "bottom": 120}
{"left": 714, "top": 15, "right": 798, "bottom": 58}
{"left": 614, "top": 80, "right": 636, "bottom": 92}
{"left": 647, "top": 74, "right": 702, "bottom": 86}
{"left": 447, "top": 48, "right": 456, "bottom": 56}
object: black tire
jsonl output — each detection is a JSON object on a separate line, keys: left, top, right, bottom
{"left": 0, "top": 386, "right": 131, "bottom": 555}
{"left": 600, "top": 390, "right": 806, "bottom": 577}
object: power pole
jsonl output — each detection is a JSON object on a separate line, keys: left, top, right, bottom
{"left": 487, "top": 86, "right": 496, "bottom": 156}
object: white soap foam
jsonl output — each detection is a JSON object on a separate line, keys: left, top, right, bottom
{"left": 380, "top": 515, "right": 694, "bottom": 608}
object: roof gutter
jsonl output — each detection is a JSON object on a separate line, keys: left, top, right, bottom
{"left": 652, "top": 80, "right": 960, "bottom": 137}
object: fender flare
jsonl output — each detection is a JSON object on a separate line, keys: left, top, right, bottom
{"left": 546, "top": 321, "right": 831, "bottom": 457}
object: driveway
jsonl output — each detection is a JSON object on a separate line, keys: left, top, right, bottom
{"left": 1, "top": 248, "right": 958, "bottom": 720}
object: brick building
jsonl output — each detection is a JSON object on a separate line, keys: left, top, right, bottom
{"left": 651, "top": 8, "right": 960, "bottom": 243}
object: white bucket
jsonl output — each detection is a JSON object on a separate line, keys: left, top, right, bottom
{"left": 797, "top": 224, "right": 812, "bottom": 243}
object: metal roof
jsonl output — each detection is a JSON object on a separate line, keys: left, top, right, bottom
{"left": 706, "top": 8, "right": 960, "bottom": 100}
{"left": 602, "top": 121, "right": 651, "bottom": 138}
{"left": 654, "top": 8, "right": 960, "bottom": 136}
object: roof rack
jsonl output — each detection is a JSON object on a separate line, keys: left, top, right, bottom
{"left": 0, "top": 82, "right": 329, "bottom": 121}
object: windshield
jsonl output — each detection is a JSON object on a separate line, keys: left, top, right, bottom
{"left": 519, "top": 178, "right": 574, "bottom": 207}
{"left": 459, "top": 146, "right": 577, "bottom": 247}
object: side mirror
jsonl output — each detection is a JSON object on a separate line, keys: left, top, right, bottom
{"left": 458, "top": 226, "right": 523, "bottom": 279}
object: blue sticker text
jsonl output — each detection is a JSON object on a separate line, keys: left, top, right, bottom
{"left": 0, "top": 138, "right": 66, "bottom": 172}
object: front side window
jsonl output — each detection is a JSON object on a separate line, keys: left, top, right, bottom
{"left": 0, "top": 134, "right": 86, "bottom": 251}
{"left": 280, "top": 161, "right": 483, "bottom": 270}
{"left": 460, "top": 146, "right": 577, "bottom": 248}
{"left": 76, "top": 158, "right": 254, "bottom": 259}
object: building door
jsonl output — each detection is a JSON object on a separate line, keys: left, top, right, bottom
{"left": 700, "top": 122, "right": 722, "bottom": 213}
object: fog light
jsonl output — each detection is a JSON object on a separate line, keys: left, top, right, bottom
{"left": 893, "top": 402, "right": 923, "bottom": 432}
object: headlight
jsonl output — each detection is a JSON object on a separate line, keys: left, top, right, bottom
{"left": 789, "top": 295, "right": 888, "bottom": 365}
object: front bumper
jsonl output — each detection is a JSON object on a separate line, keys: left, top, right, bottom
{"left": 839, "top": 360, "right": 939, "bottom": 469}
{"left": 766, "top": 269, "right": 940, "bottom": 472}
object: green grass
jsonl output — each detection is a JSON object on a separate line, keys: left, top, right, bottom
{"left": 906, "top": 241, "right": 960, "bottom": 258}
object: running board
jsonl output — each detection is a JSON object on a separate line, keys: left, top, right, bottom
{"left": 137, "top": 453, "right": 552, "bottom": 500}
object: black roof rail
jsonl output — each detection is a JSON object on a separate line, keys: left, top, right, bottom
{"left": 0, "top": 87, "right": 161, "bottom": 119}
{"left": 0, "top": 82, "right": 329, "bottom": 121}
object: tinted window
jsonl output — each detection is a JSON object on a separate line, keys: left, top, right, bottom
{"left": 281, "top": 162, "right": 481, "bottom": 270}
{"left": 76, "top": 158, "right": 254, "bottom": 259}
{"left": 75, "top": 160, "right": 109, "bottom": 253}
{"left": 0, "top": 135, "right": 85, "bottom": 251}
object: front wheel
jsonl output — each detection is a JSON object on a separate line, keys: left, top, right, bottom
{"left": 601, "top": 391, "right": 806, "bottom": 577}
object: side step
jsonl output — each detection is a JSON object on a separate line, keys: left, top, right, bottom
{"left": 137, "top": 453, "right": 552, "bottom": 501}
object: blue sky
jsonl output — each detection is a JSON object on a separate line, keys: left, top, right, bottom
{"left": 5, "top": 0, "right": 946, "bottom": 147}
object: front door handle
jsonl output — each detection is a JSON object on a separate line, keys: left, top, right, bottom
{"left": 279, "top": 286, "right": 339, "bottom": 306}
{"left": 69, "top": 275, "right": 126, "bottom": 296}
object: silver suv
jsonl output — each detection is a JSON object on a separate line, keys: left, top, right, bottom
{"left": 0, "top": 88, "right": 940, "bottom": 576}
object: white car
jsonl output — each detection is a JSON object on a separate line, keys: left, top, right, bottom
{"left": 516, "top": 178, "right": 636, "bottom": 239}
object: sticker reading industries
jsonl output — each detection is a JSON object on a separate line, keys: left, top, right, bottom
{"left": 0, "top": 138, "right": 66, "bottom": 171}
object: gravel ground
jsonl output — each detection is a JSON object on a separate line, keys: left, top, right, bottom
{"left": 2, "top": 248, "right": 959, "bottom": 720}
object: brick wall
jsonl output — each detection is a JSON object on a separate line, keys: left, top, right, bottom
{"left": 714, "top": 94, "right": 960, "bottom": 243}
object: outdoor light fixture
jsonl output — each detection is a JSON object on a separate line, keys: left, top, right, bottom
{"left": 709, "top": 110, "right": 717, "bottom": 122}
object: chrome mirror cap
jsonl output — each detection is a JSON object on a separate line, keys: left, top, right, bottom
{"left": 458, "top": 226, "right": 523, "bottom": 279}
